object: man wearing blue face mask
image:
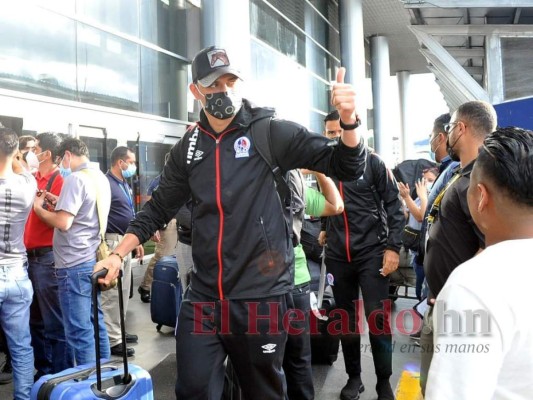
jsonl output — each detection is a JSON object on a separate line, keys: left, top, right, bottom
{"left": 33, "top": 137, "right": 111, "bottom": 366}
{"left": 101, "top": 147, "right": 144, "bottom": 357}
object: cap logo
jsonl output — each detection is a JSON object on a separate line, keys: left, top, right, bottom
{"left": 208, "top": 49, "right": 230, "bottom": 68}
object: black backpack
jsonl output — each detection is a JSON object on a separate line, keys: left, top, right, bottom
{"left": 250, "top": 117, "right": 300, "bottom": 247}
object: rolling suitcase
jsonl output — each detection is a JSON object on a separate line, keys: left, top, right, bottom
{"left": 309, "top": 249, "right": 340, "bottom": 365}
{"left": 31, "top": 269, "right": 154, "bottom": 399}
{"left": 150, "top": 255, "right": 182, "bottom": 331}
{"left": 310, "top": 288, "right": 340, "bottom": 365}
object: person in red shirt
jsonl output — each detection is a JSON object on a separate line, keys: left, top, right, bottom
{"left": 24, "top": 132, "right": 72, "bottom": 380}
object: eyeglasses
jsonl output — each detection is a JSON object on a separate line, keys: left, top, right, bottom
{"left": 443, "top": 122, "right": 459, "bottom": 134}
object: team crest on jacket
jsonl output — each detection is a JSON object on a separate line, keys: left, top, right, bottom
{"left": 234, "top": 136, "right": 250, "bottom": 158}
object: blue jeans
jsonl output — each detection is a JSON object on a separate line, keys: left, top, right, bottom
{"left": 411, "top": 255, "right": 425, "bottom": 300}
{"left": 57, "top": 260, "right": 110, "bottom": 365}
{"left": 0, "top": 263, "right": 34, "bottom": 400}
{"left": 28, "top": 250, "right": 73, "bottom": 376}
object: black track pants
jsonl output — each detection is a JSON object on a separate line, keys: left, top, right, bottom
{"left": 175, "top": 289, "right": 289, "bottom": 399}
{"left": 326, "top": 254, "right": 393, "bottom": 379}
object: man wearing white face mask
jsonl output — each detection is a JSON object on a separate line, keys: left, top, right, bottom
{"left": 101, "top": 147, "right": 144, "bottom": 357}
{"left": 24, "top": 132, "right": 72, "bottom": 380}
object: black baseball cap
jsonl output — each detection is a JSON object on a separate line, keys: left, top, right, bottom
{"left": 191, "top": 46, "right": 243, "bottom": 87}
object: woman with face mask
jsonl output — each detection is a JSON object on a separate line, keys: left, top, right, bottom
{"left": 398, "top": 168, "right": 438, "bottom": 301}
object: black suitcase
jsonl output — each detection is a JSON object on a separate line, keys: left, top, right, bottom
{"left": 150, "top": 255, "right": 182, "bottom": 332}
{"left": 310, "top": 288, "right": 340, "bottom": 365}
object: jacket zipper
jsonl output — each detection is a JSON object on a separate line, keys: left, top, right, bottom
{"left": 198, "top": 125, "right": 238, "bottom": 300}
{"left": 339, "top": 182, "right": 352, "bottom": 262}
{"left": 259, "top": 217, "right": 275, "bottom": 267}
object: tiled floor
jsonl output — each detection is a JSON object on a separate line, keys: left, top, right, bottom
{"left": 0, "top": 259, "right": 422, "bottom": 399}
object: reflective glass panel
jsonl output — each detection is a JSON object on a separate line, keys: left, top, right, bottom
{"left": 77, "top": 0, "right": 139, "bottom": 37}
{"left": 140, "top": 47, "right": 188, "bottom": 119}
{"left": 140, "top": 0, "right": 189, "bottom": 55}
{"left": 0, "top": 5, "right": 77, "bottom": 100}
{"left": 77, "top": 24, "right": 140, "bottom": 111}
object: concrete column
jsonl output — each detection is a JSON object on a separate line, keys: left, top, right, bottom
{"left": 200, "top": 0, "right": 251, "bottom": 83}
{"left": 338, "top": 0, "right": 367, "bottom": 127}
{"left": 370, "top": 35, "right": 393, "bottom": 165}
{"left": 397, "top": 70, "right": 411, "bottom": 161}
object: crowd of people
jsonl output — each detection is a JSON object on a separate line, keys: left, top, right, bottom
{"left": 0, "top": 45, "right": 531, "bottom": 400}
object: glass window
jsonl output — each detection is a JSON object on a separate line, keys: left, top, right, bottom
{"left": 140, "top": 0, "right": 189, "bottom": 55}
{"left": 77, "top": 24, "right": 140, "bottom": 111}
{"left": 501, "top": 37, "right": 533, "bottom": 100}
{"left": 32, "top": 0, "right": 76, "bottom": 13}
{"left": 250, "top": 1, "right": 305, "bottom": 65}
{"left": 140, "top": 47, "right": 189, "bottom": 119}
{"left": 255, "top": 0, "right": 340, "bottom": 59}
{"left": 250, "top": 0, "right": 339, "bottom": 77}
{"left": 132, "top": 140, "right": 174, "bottom": 207}
{"left": 76, "top": 0, "right": 139, "bottom": 37}
{"left": 79, "top": 132, "right": 117, "bottom": 173}
{"left": 0, "top": 5, "right": 77, "bottom": 100}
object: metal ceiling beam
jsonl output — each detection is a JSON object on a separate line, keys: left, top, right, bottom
{"left": 514, "top": 8, "right": 523, "bottom": 24}
{"left": 446, "top": 47, "right": 485, "bottom": 57}
{"left": 424, "top": 53, "right": 481, "bottom": 105}
{"left": 412, "top": 27, "right": 490, "bottom": 102}
{"left": 485, "top": 34, "right": 504, "bottom": 104}
{"left": 402, "top": 1, "right": 533, "bottom": 8}
{"left": 413, "top": 24, "right": 533, "bottom": 36}
{"left": 429, "top": 67, "right": 465, "bottom": 111}
{"left": 463, "top": 66, "right": 484, "bottom": 75}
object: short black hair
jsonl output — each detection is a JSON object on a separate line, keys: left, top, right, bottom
{"left": 58, "top": 137, "right": 90, "bottom": 158}
{"left": 476, "top": 126, "right": 533, "bottom": 207}
{"left": 324, "top": 110, "right": 340, "bottom": 123}
{"left": 0, "top": 127, "right": 19, "bottom": 156}
{"left": 432, "top": 113, "right": 451, "bottom": 136}
{"left": 110, "top": 146, "right": 133, "bottom": 165}
{"left": 19, "top": 135, "right": 35, "bottom": 150}
{"left": 455, "top": 100, "right": 497, "bottom": 137}
{"left": 36, "top": 132, "right": 62, "bottom": 161}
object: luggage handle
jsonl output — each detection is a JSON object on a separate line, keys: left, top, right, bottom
{"left": 91, "top": 268, "right": 131, "bottom": 392}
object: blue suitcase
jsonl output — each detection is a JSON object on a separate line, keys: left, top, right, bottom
{"left": 150, "top": 255, "right": 182, "bottom": 331}
{"left": 31, "top": 270, "right": 154, "bottom": 399}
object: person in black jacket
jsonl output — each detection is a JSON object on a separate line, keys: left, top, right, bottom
{"left": 93, "top": 46, "right": 366, "bottom": 399}
{"left": 319, "top": 110, "right": 404, "bottom": 400}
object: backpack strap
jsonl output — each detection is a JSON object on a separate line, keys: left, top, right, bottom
{"left": 251, "top": 117, "right": 297, "bottom": 246}
{"left": 250, "top": 117, "right": 291, "bottom": 202}
{"left": 45, "top": 170, "right": 60, "bottom": 193}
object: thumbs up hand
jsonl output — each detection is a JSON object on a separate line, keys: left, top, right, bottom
{"left": 330, "top": 67, "right": 358, "bottom": 129}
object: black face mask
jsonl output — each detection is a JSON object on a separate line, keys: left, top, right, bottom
{"left": 446, "top": 135, "right": 460, "bottom": 162}
{"left": 202, "top": 91, "right": 242, "bottom": 120}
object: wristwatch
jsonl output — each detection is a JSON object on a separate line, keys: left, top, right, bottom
{"left": 339, "top": 115, "right": 362, "bottom": 130}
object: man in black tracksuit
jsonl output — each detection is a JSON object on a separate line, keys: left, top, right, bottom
{"left": 319, "top": 112, "right": 404, "bottom": 400}
{"left": 94, "top": 46, "right": 366, "bottom": 399}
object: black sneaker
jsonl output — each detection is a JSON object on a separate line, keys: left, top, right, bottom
{"left": 376, "top": 378, "right": 395, "bottom": 400}
{"left": 0, "top": 355, "right": 12, "bottom": 385}
{"left": 110, "top": 343, "right": 135, "bottom": 357}
{"left": 137, "top": 286, "right": 151, "bottom": 303}
{"left": 340, "top": 376, "right": 365, "bottom": 400}
{"left": 125, "top": 333, "right": 138, "bottom": 344}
